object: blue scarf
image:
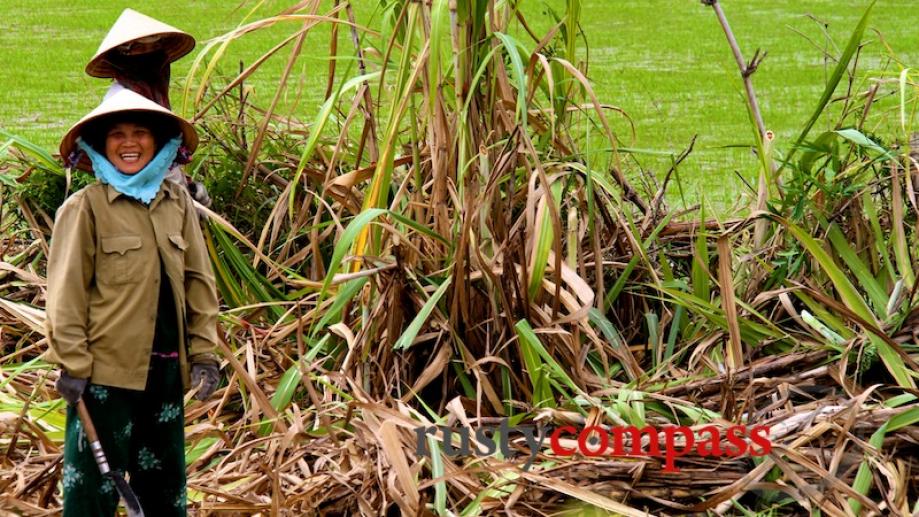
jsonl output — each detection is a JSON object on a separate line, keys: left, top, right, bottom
{"left": 76, "top": 136, "right": 181, "bottom": 204}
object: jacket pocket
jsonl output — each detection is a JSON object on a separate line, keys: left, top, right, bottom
{"left": 99, "top": 235, "right": 143, "bottom": 285}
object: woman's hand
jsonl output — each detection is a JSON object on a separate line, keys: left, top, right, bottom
{"left": 190, "top": 362, "right": 219, "bottom": 401}
{"left": 55, "top": 371, "right": 88, "bottom": 405}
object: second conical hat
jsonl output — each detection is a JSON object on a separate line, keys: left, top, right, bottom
{"left": 86, "top": 9, "right": 196, "bottom": 78}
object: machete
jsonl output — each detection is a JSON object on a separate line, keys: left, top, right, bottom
{"left": 76, "top": 399, "right": 145, "bottom": 517}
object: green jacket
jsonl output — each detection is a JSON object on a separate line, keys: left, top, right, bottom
{"left": 45, "top": 181, "right": 218, "bottom": 390}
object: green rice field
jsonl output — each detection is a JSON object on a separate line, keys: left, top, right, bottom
{"left": 2, "top": 0, "right": 918, "bottom": 210}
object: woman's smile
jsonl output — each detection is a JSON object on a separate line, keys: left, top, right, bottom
{"left": 105, "top": 122, "right": 155, "bottom": 174}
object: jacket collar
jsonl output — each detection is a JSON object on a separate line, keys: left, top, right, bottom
{"left": 105, "top": 181, "right": 177, "bottom": 204}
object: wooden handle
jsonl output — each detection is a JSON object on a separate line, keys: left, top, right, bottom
{"left": 76, "top": 399, "right": 100, "bottom": 443}
{"left": 76, "top": 398, "right": 111, "bottom": 475}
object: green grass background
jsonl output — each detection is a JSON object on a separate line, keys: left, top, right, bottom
{"left": 1, "top": 0, "right": 917, "bottom": 209}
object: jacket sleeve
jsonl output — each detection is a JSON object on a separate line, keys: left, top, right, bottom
{"left": 45, "top": 192, "right": 95, "bottom": 378}
{"left": 182, "top": 193, "right": 219, "bottom": 364}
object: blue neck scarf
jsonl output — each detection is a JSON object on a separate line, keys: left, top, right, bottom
{"left": 76, "top": 136, "right": 181, "bottom": 204}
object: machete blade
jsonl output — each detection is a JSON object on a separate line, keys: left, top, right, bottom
{"left": 108, "top": 472, "right": 145, "bottom": 517}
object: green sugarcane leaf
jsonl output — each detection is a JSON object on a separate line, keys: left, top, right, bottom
{"left": 888, "top": 406, "right": 919, "bottom": 431}
{"left": 514, "top": 319, "right": 553, "bottom": 408}
{"left": 692, "top": 204, "right": 711, "bottom": 301}
{"left": 849, "top": 421, "right": 887, "bottom": 514}
{"left": 494, "top": 32, "right": 528, "bottom": 126}
{"left": 427, "top": 433, "right": 448, "bottom": 515}
{"left": 270, "top": 365, "right": 302, "bottom": 412}
{"left": 795, "top": 291, "right": 855, "bottom": 340}
{"left": 835, "top": 128, "right": 896, "bottom": 159}
{"left": 605, "top": 211, "right": 675, "bottom": 308}
{"left": 780, "top": 0, "right": 875, "bottom": 172}
{"left": 825, "top": 223, "right": 888, "bottom": 313}
{"left": 258, "top": 365, "right": 303, "bottom": 436}
{"left": 515, "top": 319, "right": 580, "bottom": 399}
{"left": 388, "top": 211, "right": 450, "bottom": 245}
{"left": 394, "top": 275, "right": 452, "bottom": 350}
{"left": 320, "top": 208, "right": 387, "bottom": 302}
{"left": 314, "top": 278, "right": 368, "bottom": 334}
{"left": 863, "top": 193, "right": 897, "bottom": 282}
{"left": 185, "top": 436, "right": 219, "bottom": 466}
{"left": 0, "top": 129, "right": 61, "bottom": 172}
{"left": 528, "top": 182, "right": 563, "bottom": 299}
{"left": 780, "top": 217, "right": 914, "bottom": 388}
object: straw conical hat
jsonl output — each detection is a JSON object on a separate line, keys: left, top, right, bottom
{"left": 60, "top": 85, "right": 198, "bottom": 170}
{"left": 86, "top": 9, "right": 195, "bottom": 78}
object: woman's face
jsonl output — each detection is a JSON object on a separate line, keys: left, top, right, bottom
{"left": 104, "top": 122, "right": 156, "bottom": 175}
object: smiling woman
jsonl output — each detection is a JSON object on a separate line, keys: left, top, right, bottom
{"left": 78, "top": 111, "right": 180, "bottom": 175}
{"left": 47, "top": 86, "right": 220, "bottom": 517}
{"left": 104, "top": 122, "right": 156, "bottom": 175}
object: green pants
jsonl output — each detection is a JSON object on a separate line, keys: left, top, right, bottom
{"left": 62, "top": 356, "right": 187, "bottom": 516}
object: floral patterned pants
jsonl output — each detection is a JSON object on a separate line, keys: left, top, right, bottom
{"left": 62, "top": 355, "right": 187, "bottom": 516}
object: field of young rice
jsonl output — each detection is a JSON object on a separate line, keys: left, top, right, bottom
{"left": 2, "top": 0, "right": 918, "bottom": 209}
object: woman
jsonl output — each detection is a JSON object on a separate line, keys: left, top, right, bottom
{"left": 47, "top": 86, "right": 219, "bottom": 516}
{"left": 86, "top": 8, "right": 210, "bottom": 206}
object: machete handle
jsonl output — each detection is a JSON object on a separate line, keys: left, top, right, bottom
{"left": 76, "top": 399, "right": 111, "bottom": 475}
{"left": 75, "top": 399, "right": 99, "bottom": 441}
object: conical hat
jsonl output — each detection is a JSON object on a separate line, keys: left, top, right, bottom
{"left": 86, "top": 9, "right": 195, "bottom": 78}
{"left": 60, "top": 85, "right": 198, "bottom": 170}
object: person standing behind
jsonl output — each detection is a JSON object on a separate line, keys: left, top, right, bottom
{"left": 85, "top": 8, "right": 211, "bottom": 206}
